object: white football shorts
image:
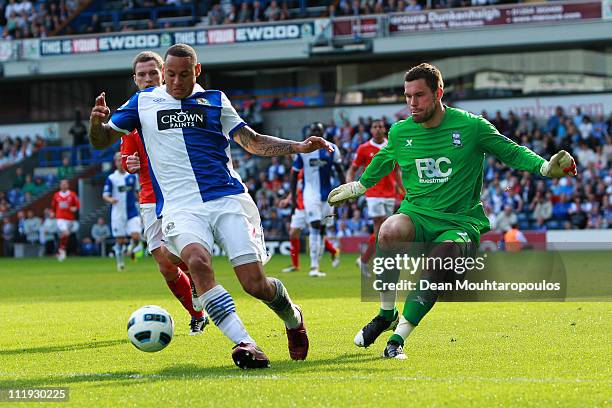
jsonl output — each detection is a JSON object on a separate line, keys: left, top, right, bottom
{"left": 366, "top": 197, "right": 396, "bottom": 218}
{"left": 111, "top": 215, "right": 142, "bottom": 238}
{"left": 56, "top": 219, "right": 79, "bottom": 234}
{"left": 290, "top": 209, "right": 307, "bottom": 230}
{"left": 140, "top": 204, "right": 163, "bottom": 252}
{"left": 163, "top": 193, "right": 269, "bottom": 267}
{"left": 303, "top": 196, "right": 334, "bottom": 226}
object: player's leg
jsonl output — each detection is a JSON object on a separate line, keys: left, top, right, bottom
{"left": 383, "top": 229, "right": 471, "bottom": 360}
{"left": 215, "top": 194, "right": 308, "bottom": 361}
{"left": 141, "top": 208, "right": 207, "bottom": 335}
{"left": 308, "top": 220, "right": 326, "bottom": 277}
{"left": 282, "top": 215, "right": 302, "bottom": 272}
{"left": 126, "top": 216, "right": 143, "bottom": 259}
{"left": 303, "top": 198, "right": 326, "bottom": 276}
{"left": 56, "top": 220, "right": 70, "bottom": 261}
{"left": 150, "top": 247, "right": 208, "bottom": 335}
{"left": 160, "top": 244, "right": 190, "bottom": 271}
{"left": 321, "top": 202, "right": 340, "bottom": 267}
{"left": 111, "top": 216, "right": 127, "bottom": 270}
{"left": 164, "top": 211, "right": 264, "bottom": 369}
{"left": 354, "top": 213, "right": 416, "bottom": 348}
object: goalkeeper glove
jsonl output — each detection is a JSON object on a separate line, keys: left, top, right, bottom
{"left": 327, "top": 181, "right": 367, "bottom": 206}
{"left": 540, "top": 150, "right": 577, "bottom": 178}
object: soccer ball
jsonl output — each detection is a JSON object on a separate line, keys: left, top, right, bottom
{"left": 127, "top": 305, "right": 174, "bottom": 352}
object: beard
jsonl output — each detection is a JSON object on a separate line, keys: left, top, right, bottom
{"left": 412, "top": 101, "right": 437, "bottom": 123}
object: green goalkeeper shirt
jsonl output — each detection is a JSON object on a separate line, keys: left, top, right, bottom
{"left": 359, "top": 107, "right": 545, "bottom": 234}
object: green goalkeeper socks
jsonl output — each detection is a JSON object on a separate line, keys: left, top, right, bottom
{"left": 402, "top": 295, "right": 435, "bottom": 327}
{"left": 378, "top": 307, "right": 397, "bottom": 322}
{"left": 387, "top": 293, "right": 436, "bottom": 346}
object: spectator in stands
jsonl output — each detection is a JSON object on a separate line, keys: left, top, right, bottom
{"left": 69, "top": 109, "right": 88, "bottom": 146}
{"left": 234, "top": 1, "right": 249, "bottom": 23}
{"left": 239, "top": 152, "right": 257, "bottom": 180}
{"left": 12, "top": 167, "right": 25, "bottom": 189}
{"left": 579, "top": 115, "right": 594, "bottom": 141}
{"left": 346, "top": 209, "right": 367, "bottom": 235}
{"left": 547, "top": 106, "right": 565, "bottom": 136}
{"left": 491, "top": 110, "right": 508, "bottom": 135}
{"left": 24, "top": 209, "right": 41, "bottom": 245}
{"left": 575, "top": 141, "right": 596, "bottom": 168}
{"left": 327, "top": 3, "right": 339, "bottom": 17}
{"left": 572, "top": 107, "right": 584, "bottom": 128}
{"left": 80, "top": 236, "right": 98, "bottom": 256}
{"left": 264, "top": 0, "right": 281, "bottom": 21}
{"left": 552, "top": 194, "right": 571, "bottom": 221}
{"left": 587, "top": 206, "right": 603, "bottom": 229}
{"left": 244, "top": 96, "right": 263, "bottom": 133}
{"left": 262, "top": 209, "right": 285, "bottom": 239}
{"left": 494, "top": 205, "right": 517, "bottom": 233}
{"left": 267, "top": 156, "right": 285, "bottom": 182}
{"left": 40, "top": 208, "right": 58, "bottom": 255}
{"left": 8, "top": 186, "right": 24, "bottom": 208}
{"left": 14, "top": 210, "right": 26, "bottom": 243}
{"left": 568, "top": 198, "right": 587, "bottom": 229}
{"left": 2, "top": 217, "right": 14, "bottom": 257}
{"left": 591, "top": 114, "right": 608, "bottom": 141}
{"left": 404, "top": 0, "right": 422, "bottom": 11}
{"left": 31, "top": 176, "right": 46, "bottom": 196}
{"left": 91, "top": 216, "right": 111, "bottom": 254}
{"left": 22, "top": 174, "right": 36, "bottom": 196}
{"left": 530, "top": 191, "right": 552, "bottom": 225}
{"left": 57, "top": 156, "right": 75, "bottom": 180}
{"left": 207, "top": 3, "right": 225, "bottom": 25}
{"left": 87, "top": 13, "right": 102, "bottom": 33}
{"left": 251, "top": 0, "right": 264, "bottom": 22}
{"left": 223, "top": 4, "right": 236, "bottom": 24}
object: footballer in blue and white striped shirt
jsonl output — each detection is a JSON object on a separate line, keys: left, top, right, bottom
{"left": 89, "top": 43, "right": 332, "bottom": 369}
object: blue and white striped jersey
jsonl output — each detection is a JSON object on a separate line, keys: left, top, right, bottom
{"left": 104, "top": 170, "right": 139, "bottom": 220}
{"left": 292, "top": 143, "right": 342, "bottom": 202}
{"left": 108, "top": 84, "right": 247, "bottom": 217}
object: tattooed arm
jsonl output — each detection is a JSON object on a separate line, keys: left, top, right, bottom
{"left": 234, "top": 125, "right": 333, "bottom": 156}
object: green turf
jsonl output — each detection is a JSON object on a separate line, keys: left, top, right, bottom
{"left": 0, "top": 254, "right": 610, "bottom": 407}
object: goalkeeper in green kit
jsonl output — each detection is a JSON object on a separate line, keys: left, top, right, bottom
{"left": 327, "top": 63, "right": 577, "bottom": 359}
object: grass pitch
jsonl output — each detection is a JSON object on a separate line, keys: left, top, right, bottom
{"left": 0, "top": 254, "right": 610, "bottom": 407}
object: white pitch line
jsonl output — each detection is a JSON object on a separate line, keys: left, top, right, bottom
{"left": 0, "top": 372, "right": 609, "bottom": 385}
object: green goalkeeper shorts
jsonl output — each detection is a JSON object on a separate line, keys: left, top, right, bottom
{"left": 397, "top": 203, "right": 481, "bottom": 245}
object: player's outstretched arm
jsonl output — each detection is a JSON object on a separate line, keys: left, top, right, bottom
{"left": 89, "top": 92, "right": 124, "bottom": 149}
{"left": 234, "top": 126, "right": 333, "bottom": 156}
{"left": 479, "top": 117, "right": 575, "bottom": 178}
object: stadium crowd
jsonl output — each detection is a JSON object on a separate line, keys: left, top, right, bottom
{"left": 1, "top": 0, "right": 524, "bottom": 39}
{"left": 0, "top": 0, "right": 83, "bottom": 40}
{"left": 1, "top": 106, "right": 611, "bottom": 257}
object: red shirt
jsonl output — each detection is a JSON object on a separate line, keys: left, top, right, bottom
{"left": 51, "top": 190, "right": 80, "bottom": 221}
{"left": 120, "top": 129, "right": 155, "bottom": 205}
{"left": 353, "top": 139, "right": 397, "bottom": 198}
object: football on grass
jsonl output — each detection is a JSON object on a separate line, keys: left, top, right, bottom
{"left": 127, "top": 305, "right": 174, "bottom": 352}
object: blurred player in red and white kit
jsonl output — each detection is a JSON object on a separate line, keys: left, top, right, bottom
{"left": 280, "top": 169, "right": 340, "bottom": 273}
{"left": 114, "top": 50, "right": 208, "bottom": 335}
{"left": 51, "top": 179, "right": 80, "bottom": 262}
{"left": 347, "top": 119, "right": 405, "bottom": 276}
